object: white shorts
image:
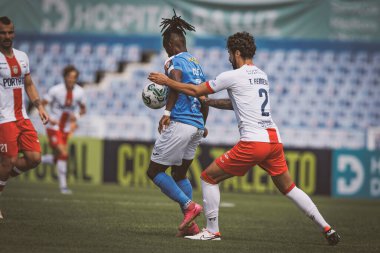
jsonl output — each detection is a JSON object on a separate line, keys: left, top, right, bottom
{"left": 151, "top": 121, "right": 204, "bottom": 166}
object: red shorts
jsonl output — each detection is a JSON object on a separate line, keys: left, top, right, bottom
{"left": 0, "top": 119, "right": 41, "bottom": 157}
{"left": 46, "top": 128, "right": 69, "bottom": 149}
{"left": 215, "top": 141, "right": 288, "bottom": 176}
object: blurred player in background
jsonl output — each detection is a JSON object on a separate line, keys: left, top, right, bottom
{"left": 41, "top": 65, "right": 86, "bottom": 194}
{"left": 0, "top": 16, "right": 49, "bottom": 218}
{"left": 146, "top": 11, "right": 208, "bottom": 237}
{"left": 149, "top": 31, "right": 340, "bottom": 245}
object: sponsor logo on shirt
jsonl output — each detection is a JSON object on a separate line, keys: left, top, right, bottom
{"left": 58, "top": 104, "right": 76, "bottom": 110}
{"left": 188, "top": 57, "right": 199, "bottom": 64}
{"left": 2, "top": 77, "right": 25, "bottom": 89}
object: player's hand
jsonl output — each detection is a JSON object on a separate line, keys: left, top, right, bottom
{"left": 199, "top": 96, "right": 209, "bottom": 105}
{"left": 203, "top": 127, "right": 208, "bottom": 138}
{"left": 49, "top": 118, "right": 58, "bottom": 125}
{"left": 38, "top": 108, "right": 49, "bottom": 125}
{"left": 158, "top": 115, "right": 170, "bottom": 134}
{"left": 148, "top": 72, "right": 169, "bottom": 85}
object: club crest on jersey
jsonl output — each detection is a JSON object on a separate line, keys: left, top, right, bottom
{"left": 12, "top": 66, "right": 19, "bottom": 75}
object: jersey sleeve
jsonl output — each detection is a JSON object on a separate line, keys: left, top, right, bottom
{"left": 206, "top": 71, "right": 233, "bottom": 93}
{"left": 171, "top": 57, "right": 186, "bottom": 73}
{"left": 78, "top": 89, "right": 87, "bottom": 106}
{"left": 24, "top": 52, "right": 30, "bottom": 75}
{"left": 43, "top": 87, "right": 55, "bottom": 103}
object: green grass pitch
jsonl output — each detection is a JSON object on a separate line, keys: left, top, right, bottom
{"left": 1, "top": 180, "right": 379, "bottom": 253}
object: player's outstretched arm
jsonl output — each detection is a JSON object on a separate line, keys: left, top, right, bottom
{"left": 24, "top": 74, "right": 49, "bottom": 124}
{"left": 201, "top": 98, "right": 233, "bottom": 110}
{"left": 148, "top": 72, "right": 211, "bottom": 97}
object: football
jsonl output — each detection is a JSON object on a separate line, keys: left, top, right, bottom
{"left": 142, "top": 82, "right": 168, "bottom": 109}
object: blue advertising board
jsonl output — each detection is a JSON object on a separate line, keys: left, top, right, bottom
{"left": 333, "top": 150, "right": 380, "bottom": 199}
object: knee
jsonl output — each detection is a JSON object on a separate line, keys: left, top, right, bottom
{"left": 27, "top": 153, "right": 41, "bottom": 168}
{"left": 30, "top": 156, "right": 41, "bottom": 168}
{"left": 1, "top": 157, "right": 14, "bottom": 172}
{"left": 171, "top": 169, "right": 187, "bottom": 182}
{"left": 146, "top": 169, "right": 156, "bottom": 181}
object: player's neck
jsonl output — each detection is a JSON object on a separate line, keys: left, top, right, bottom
{"left": 236, "top": 59, "right": 253, "bottom": 68}
{"left": 0, "top": 47, "right": 13, "bottom": 58}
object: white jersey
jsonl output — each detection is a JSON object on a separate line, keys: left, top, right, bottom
{"left": 44, "top": 83, "right": 85, "bottom": 133}
{"left": 206, "top": 64, "right": 282, "bottom": 143}
{"left": 0, "top": 49, "right": 31, "bottom": 124}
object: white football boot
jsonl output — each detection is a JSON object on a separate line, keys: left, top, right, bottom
{"left": 184, "top": 228, "right": 221, "bottom": 240}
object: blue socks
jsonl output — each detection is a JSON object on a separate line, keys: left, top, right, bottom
{"left": 176, "top": 178, "right": 193, "bottom": 200}
{"left": 153, "top": 172, "right": 191, "bottom": 207}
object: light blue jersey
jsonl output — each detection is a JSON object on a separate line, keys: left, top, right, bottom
{"left": 166, "top": 52, "right": 206, "bottom": 129}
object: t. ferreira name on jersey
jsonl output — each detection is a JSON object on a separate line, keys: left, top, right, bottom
{"left": 2, "top": 77, "right": 25, "bottom": 89}
{"left": 249, "top": 78, "right": 268, "bottom": 85}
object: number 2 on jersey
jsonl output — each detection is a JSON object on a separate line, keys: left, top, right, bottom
{"left": 259, "top": 88, "right": 269, "bottom": 116}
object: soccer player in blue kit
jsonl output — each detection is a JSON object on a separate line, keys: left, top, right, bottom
{"left": 146, "top": 11, "right": 208, "bottom": 237}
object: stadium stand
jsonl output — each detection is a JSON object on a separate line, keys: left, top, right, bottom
{"left": 16, "top": 35, "right": 379, "bottom": 149}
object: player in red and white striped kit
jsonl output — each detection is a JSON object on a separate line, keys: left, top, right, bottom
{"left": 148, "top": 32, "right": 340, "bottom": 245}
{"left": 0, "top": 16, "right": 49, "bottom": 218}
{"left": 41, "top": 65, "right": 86, "bottom": 194}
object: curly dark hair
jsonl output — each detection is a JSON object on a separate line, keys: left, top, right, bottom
{"left": 160, "top": 9, "right": 195, "bottom": 45}
{"left": 227, "top": 32, "right": 256, "bottom": 59}
{"left": 62, "top": 65, "right": 79, "bottom": 78}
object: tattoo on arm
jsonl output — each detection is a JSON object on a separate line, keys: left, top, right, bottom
{"left": 207, "top": 99, "right": 233, "bottom": 110}
{"left": 33, "top": 99, "right": 41, "bottom": 108}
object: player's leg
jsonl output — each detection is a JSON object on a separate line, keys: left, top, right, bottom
{"left": 0, "top": 122, "right": 20, "bottom": 218}
{"left": 9, "top": 119, "right": 41, "bottom": 177}
{"left": 266, "top": 144, "right": 340, "bottom": 245}
{"left": 147, "top": 160, "right": 193, "bottom": 211}
{"left": 184, "top": 160, "right": 231, "bottom": 240}
{"left": 10, "top": 151, "right": 41, "bottom": 177}
{"left": 41, "top": 128, "right": 59, "bottom": 166}
{"left": 174, "top": 127, "right": 204, "bottom": 207}
{"left": 41, "top": 154, "right": 55, "bottom": 165}
{"left": 172, "top": 159, "right": 200, "bottom": 237}
{"left": 55, "top": 142, "right": 71, "bottom": 194}
{"left": 147, "top": 122, "right": 202, "bottom": 230}
{"left": 0, "top": 155, "right": 15, "bottom": 219}
{"left": 172, "top": 159, "right": 193, "bottom": 202}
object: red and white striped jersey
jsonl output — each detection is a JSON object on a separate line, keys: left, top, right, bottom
{"left": 44, "top": 83, "right": 85, "bottom": 133}
{"left": 206, "top": 64, "right": 282, "bottom": 143}
{"left": 0, "top": 49, "right": 30, "bottom": 124}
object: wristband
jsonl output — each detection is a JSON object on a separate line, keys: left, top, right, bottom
{"left": 164, "top": 110, "right": 171, "bottom": 116}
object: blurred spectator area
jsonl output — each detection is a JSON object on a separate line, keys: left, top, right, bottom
{"left": 18, "top": 34, "right": 380, "bottom": 149}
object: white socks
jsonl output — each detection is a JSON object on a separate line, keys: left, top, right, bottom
{"left": 201, "top": 179, "right": 220, "bottom": 233}
{"left": 56, "top": 160, "right": 68, "bottom": 190}
{"left": 286, "top": 186, "right": 330, "bottom": 231}
{"left": 41, "top": 154, "right": 55, "bottom": 165}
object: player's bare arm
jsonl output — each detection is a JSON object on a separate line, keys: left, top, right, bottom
{"left": 158, "top": 69, "right": 182, "bottom": 133}
{"left": 201, "top": 98, "right": 233, "bottom": 110}
{"left": 24, "top": 74, "right": 49, "bottom": 124}
{"left": 148, "top": 72, "right": 211, "bottom": 97}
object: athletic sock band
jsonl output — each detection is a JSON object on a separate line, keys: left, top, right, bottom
{"left": 201, "top": 171, "right": 217, "bottom": 185}
{"left": 12, "top": 167, "right": 22, "bottom": 174}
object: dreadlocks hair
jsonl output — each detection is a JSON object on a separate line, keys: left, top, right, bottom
{"left": 227, "top": 32, "right": 257, "bottom": 59}
{"left": 160, "top": 9, "right": 195, "bottom": 43}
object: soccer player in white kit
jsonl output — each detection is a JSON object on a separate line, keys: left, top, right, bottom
{"left": 41, "top": 65, "right": 86, "bottom": 194}
{"left": 0, "top": 16, "right": 49, "bottom": 218}
{"left": 148, "top": 32, "right": 340, "bottom": 245}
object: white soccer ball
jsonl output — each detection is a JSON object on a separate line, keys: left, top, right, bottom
{"left": 142, "top": 82, "right": 168, "bottom": 109}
